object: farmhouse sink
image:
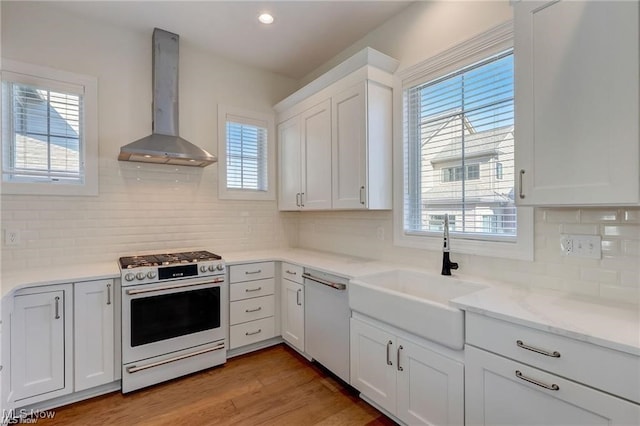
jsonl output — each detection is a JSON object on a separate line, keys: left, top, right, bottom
{"left": 349, "top": 269, "right": 486, "bottom": 349}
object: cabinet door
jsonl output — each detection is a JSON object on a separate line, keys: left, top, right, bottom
{"left": 301, "top": 99, "right": 332, "bottom": 209}
{"left": 332, "top": 82, "right": 367, "bottom": 209}
{"left": 515, "top": 1, "right": 639, "bottom": 205}
{"left": 281, "top": 279, "right": 304, "bottom": 352}
{"left": 12, "top": 290, "right": 67, "bottom": 401}
{"left": 278, "top": 116, "right": 302, "bottom": 211}
{"left": 465, "top": 346, "right": 640, "bottom": 426}
{"left": 396, "top": 338, "right": 464, "bottom": 426}
{"left": 350, "top": 318, "right": 396, "bottom": 414}
{"left": 74, "top": 280, "right": 115, "bottom": 391}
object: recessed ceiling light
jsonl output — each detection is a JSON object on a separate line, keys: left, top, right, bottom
{"left": 258, "top": 13, "right": 274, "bottom": 25}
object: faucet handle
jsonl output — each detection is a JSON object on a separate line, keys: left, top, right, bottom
{"left": 450, "top": 262, "right": 459, "bottom": 270}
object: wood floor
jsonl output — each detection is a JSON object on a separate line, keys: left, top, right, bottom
{"left": 37, "top": 344, "right": 396, "bottom": 425}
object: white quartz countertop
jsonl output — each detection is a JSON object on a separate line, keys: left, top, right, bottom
{"left": 451, "top": 286, "right": 640, "bottom": 356}
{"left": 2, "top": 262, "right": 120, "bottom": 297}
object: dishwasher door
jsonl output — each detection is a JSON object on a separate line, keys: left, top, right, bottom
{"left": 304, "top": 269, "right": 350, "bottom": 384}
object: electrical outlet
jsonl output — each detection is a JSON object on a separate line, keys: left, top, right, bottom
{"left": 4, "top": 229, "right": 21, "bottom": 246}
{"left": 560, "top": 234, "right": 601, "bottom": 259}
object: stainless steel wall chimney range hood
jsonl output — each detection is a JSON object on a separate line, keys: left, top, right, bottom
{"left": 119, "top": 28, "right": 217, "bottom": 167}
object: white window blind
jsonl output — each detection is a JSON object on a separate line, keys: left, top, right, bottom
{"left": 404, "top": 51, "right": 516, "bottom": 240}
{"left": 226, "top": 121, "right": 267, "bottom": 191}
{"left": 2, "top": 80, "right": 84, "bottom": 184}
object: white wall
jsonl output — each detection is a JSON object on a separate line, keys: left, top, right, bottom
{"left": 294, "top": 1, "right": 640, "bottom": 304}
{"left": 0, "top": 2, "right": 299, "bottom": 273}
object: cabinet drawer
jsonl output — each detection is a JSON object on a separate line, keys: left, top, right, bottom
{"left": 466, "top": 313, "right": 640, "bottom": 403}
{"left": 281, "top": 262, "right": 303, "bottom": 284}
{"left": 230, "top": 262, "right": 275, "bottom": 283}
{"left": 229, "top": 317, "right": 275, "bottom": 349}
{"left": 230, "top": 278, "right": 275, "bottom": 301}
{"left": 230, "top": 295, "right": 275, "bottom": 325}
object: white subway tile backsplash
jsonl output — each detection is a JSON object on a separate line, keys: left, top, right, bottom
{"left": 623, "top": 209, "right": 640, "bottom": 223}
{"left": 543, "top": 209, "right": 580, "bottom": 224}
{"left": 560, "top": 224, "right": 599, "bottom": 235}
{"left": 579, "top": 268, "right": 618, "bottom": 285}
{"left": 603, "top": 225, "right": 640, "bottom": 239}
{"left": 580, "top": 209, "right": 619, "bottom": 223}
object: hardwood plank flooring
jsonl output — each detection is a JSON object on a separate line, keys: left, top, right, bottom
{"left": 35, "top": 344, "right": 396, "bottom": 425}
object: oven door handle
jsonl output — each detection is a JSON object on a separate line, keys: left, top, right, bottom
{"left": 126, "top": 343, "right": 225, "bottom": 374}
{"left": 125, "top": 278, "right": 224, "bottom": 295}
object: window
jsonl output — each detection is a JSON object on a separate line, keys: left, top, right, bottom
{"left": 394, "top": 22, "right": 533, "bottom": 260}
{"left": 428, "top": 214, "right": 456, "bottom": 231}
{"left": 218, "top": 105, "right": 275, "bottom": 200}
{"left": 1, "top": 60, "right": 98, "bottom": 195}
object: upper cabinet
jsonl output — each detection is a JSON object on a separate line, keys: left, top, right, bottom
{"left": 514, "top": 1, "right": 639, "bottom": 206}
{"left": 275, "top": 47, "right": 398, "bottom": 211}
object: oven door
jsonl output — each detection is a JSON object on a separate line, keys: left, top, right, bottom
{"left": 122, "top": 277, "right": 226, "bottom": 364}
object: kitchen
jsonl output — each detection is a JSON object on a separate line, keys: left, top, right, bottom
{"left": 1, "top": 0, "right": 639, "bottom": 425}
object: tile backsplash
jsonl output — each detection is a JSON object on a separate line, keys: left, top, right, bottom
{"left": 0, "top": 159, "right": 292, "bottom": 271}
{"left": 294, "top": 207, "right": 640, "bottom": 304}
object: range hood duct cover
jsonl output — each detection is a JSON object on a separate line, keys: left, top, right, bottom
{"left": 119, "top": 28, "right": 217, "bottom": 167}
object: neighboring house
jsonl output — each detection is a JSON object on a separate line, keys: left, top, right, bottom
{"left": 419, "top": 111, "right": 515, "bottom": 235}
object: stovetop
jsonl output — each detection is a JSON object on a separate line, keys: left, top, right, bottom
{"left": 119, "top": 250, "right": 222, "bottom": 269}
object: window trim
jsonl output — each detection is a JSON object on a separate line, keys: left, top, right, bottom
{"left": 217, "top": 104, "right": 275, "bottom": 201}
{"left": 392, "top": 21, "right": 534, "bottom": 261}
{"left": 1, "top": 59, "right": 98, "bottom": 196}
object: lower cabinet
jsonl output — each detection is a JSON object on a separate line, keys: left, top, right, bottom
{"left": 11, "top": 284, "right": 73, "bottom": 405}
{"left": 74, "top": 280, "right": 115, "bottom": 392}
{"left": 281, "top": 278, "right": 304, "bottom": 352}
{"left": 350, "top": 317, "right": 464, "bottom": 426}
{"left": 465, "top": 345, "right": 640, "bottom": 426}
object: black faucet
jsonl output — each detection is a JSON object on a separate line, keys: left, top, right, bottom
{"left": 441, "top": 214, "right": 459, "bottom": 276}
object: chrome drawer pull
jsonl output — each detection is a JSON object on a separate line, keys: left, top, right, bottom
{"left": 285, "top": 270, "right": 297, "bottom": 275}
{"left": 245, "top": 286, "right": 262, "bottom": 293}
{"left": 106, "top": 283, "right": 112, "bottom": 305}
{"left": 386, "top": 340, "right": 393, "bottom": 366}
{"left": 245, "top": 269, "right": 262, "bottom": 275}
{"left": 127, "top": 343, "right": 225, "bottom": 374}
{"left": 246, "top": 329, "right": 262, "bottom": 336}
{"left": 245, "top": 307, "right": 262, "bottom": 313}
{"left": 397, "top": 345, "right": 404, "bottom": 371}
{"left": 519, "top": 169, "right": 526, "bottom": 199}
{"left": 54, "top": 296, "right": 60, "bottom": 319}
{"left": 516, "top": 340, "right": 561, "bottom": 358}
{"left": 515, "top": 370, "right": 559, "bottom": 391}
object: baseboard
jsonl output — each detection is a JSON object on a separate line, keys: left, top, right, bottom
{"left": 226, "top": 336, "right": 284, "bottom": 358}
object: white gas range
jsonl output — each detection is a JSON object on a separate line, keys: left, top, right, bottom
{"left": 119, "top": 251, "right": 227, "bottom": 393}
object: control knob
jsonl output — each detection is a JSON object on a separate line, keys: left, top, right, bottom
{"left": 216, "top": 264, "right": 224, "bottom": 271}
{"left": 125, "top": 273, "right": 135, "bottom": 282}
{"left": 200, "top": 265, "right": 208, "bottom": 273}
{"left": 208, "top": 264, "right": 216, "bottom": 272}
{"left": 136, "top": 272, "right": 146, "bottom": 280}
{"left": 147, "top": 271, "right": 157, "bottom": 279}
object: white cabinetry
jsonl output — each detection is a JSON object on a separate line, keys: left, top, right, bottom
{"left": 515, "top": 0, "right": 639, "bottom": 205}
{"left": 74, "top": 279, "right": 115, "bottom": 392}
{"left": 350, "top": 316, "right": 464, "bottom": 425}
{"left": 465, "top": 313, "right": 640, "bottom": 425}
{"left": 229, "top": 262, "right": 276, "bottom": 349}
{"left": 11, "top": 284, "right": 73, "bottom": 405}
{"left": 277, "top": 100, "right": 332, "bottom": 211}
{"left": 332, "top": 81, "right": 392, "bottom": 209}
{"left": 280, "top": 263, "right": 304, "bottom": 352}
{"left": 276, "top": 47, "right": 398, "bottom": 211}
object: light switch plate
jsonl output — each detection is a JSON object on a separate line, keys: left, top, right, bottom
{"left": 560, "top": 234, "right": 601, "bottom": 259}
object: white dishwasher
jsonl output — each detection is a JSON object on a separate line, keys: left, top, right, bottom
{"left": 303, "top": 269, "right": 350, "bottom": 384}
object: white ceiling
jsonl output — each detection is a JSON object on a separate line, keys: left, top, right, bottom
{"left": 49, "top": 1, "right": 413, "bottom": 80}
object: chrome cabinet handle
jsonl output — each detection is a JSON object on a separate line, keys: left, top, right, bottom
{"left": 54, "top": 296, "right": 60, "bottom": 319}
{"left": 302, "top": 273, "right": 347, "bottom": 291}
{"left": 285, "top": 270, "right": 297, "bottom": 276}
{"left": 245, "top": 306, "right": 262, "bottom": 313}
{"left": 359, "top": 186, "right": 365, "bottom": 205}
{"left": 245, "top": 286, "right": 262, "bottom": 293}
{"left": 245, "top": 269, "right": 262, "bottom": 275}
{"left": 296, "top": 288, "right": 302, "bottom": 306}
{"left": 397, "top": 345, "right": 404, "bottom": 371}
{"left": 515, "top": 370, "right": 559, "bottom": 391}
{"left": 246, "top": 329, "right": 262, "bottom": 336}
{"left": 127, "top": 343, "right": 225, "bottom": 374}
{"left": 106, "top": 283, "right": 112, "bottom": 305}
{"left": 300, "top": 192, "right": 305, "bottom": 207}
{"left": 519, "top": 169, "right": 525, "bottom": 199}
{"left": 516, "top": 340, "right": 561, "bottom": 358}
{"left": 296, "top": 193, "right": 301, "bottom": 207}
{"left": 386, "top": 340, "right": 393, "bottom": 366}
